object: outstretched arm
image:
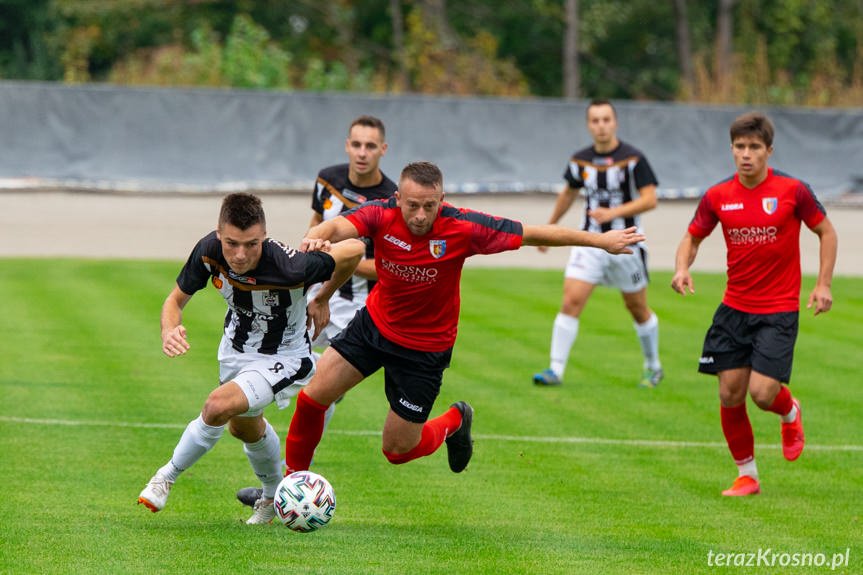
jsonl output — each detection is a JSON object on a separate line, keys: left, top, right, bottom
{"left": 522, "top": 224, "right": 645, "bottom": 255}
{"left": 306, "top": 238, "right": 365, "bottom": 340}
{"left": 670, "top": 233, "right": 704, "bottom": 296}
{"left": 161, "top": 285, "right": 193, "bottom": 357}
{"left": 807, "top": 216, "right": 837, "bottom": 315}
{"left": 537, "top": 185, "right": 579, "bottom": 253}
{"left": 301, "top": 215, "right": 360, "bottom": 253}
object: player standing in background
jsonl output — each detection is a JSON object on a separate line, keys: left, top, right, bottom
{"left": 306, "top": 115, "right": 397, "bottom": 350}
{"left": 671, "top": 112, "right": 837, "bottom": 496}
{"left": 282, "top": 161, "right": 645, "bottom": 479}
{"left": 236, "top": 115, "right": 397, "bottom": 508}
{"left": 533, "top": 99, "right": 664, "bottom": 388}
{"left": 137, "top": 193, "right": 364, "bottom": 523}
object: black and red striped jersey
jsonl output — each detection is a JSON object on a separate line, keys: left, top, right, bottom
{"left": 345, "top": 198, "right": 523, "bottom": 352}
{"left": 176, "top": 231, "right": 335, "bottom": 355}
{"left": 563, "top": 141, "right": 658, "bottom": 233}
{"left": 311, "top": 163, "right": 397, "bottom": 303}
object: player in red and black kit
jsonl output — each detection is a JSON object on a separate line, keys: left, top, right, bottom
{"left": 672, "top": 112, "right": 837, "bottom": 497}
{"left": 282, "top": 161, "right": 645, "bottom": 477}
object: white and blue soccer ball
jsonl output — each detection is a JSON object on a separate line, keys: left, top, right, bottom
{"left": 273, "top": 471, "right": 336, "bottom": 532}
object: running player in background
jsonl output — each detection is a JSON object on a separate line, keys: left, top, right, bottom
{"left": 137, "top": 193, "right": 364, "bottom": 523}
{"left": 671, "top": 112, "right": 837, "bottom": 496}
{"left": 533, "top": 99, "right": 664, "bottom": 389}
{"left": 283, "top": 161, "right": 645, "bottom": 479}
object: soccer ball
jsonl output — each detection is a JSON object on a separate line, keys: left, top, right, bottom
{"left": 273, "top": 471, "right": 336, "bottom": 532}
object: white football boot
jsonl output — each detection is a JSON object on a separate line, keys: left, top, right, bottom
{"left": 246, "top": 497, "right": 276, "bottom": 525}
{"left": 138, "top": 474, "right": 174, "bottom": 512}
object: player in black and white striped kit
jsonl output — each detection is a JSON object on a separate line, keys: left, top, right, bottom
{"left": 533, "top": 100, "right": 663, "bottom": 389}
{"left": 307, "top": 115, "right": 398, "bottom": 348}
{"left": 137, "top": 193, "right": 364, "bottom": 524}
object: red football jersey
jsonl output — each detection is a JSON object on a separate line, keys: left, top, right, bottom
{"left": 345, "top": 198, "right": 523, "bottom": 351}
{"left": 688, "top": 168, "right": 826, "bottom": 313}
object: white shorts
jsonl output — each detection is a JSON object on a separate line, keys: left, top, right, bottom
{"left": 564, "top": 244, "right": 649, "bottom": 293}
{"left": 217, "top": 336, "right": 315, "bottom": 417}
{"left": 307, "top": 284, "right": 363, "bottom": 349}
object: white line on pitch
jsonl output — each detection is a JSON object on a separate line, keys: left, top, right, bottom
{"left": 3, "top": 415, "right": 862, "bottom": 452}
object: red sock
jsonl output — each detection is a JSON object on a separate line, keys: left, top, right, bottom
{"left": 766, "top": 384, "right": 793, "bottom": 416}
{"left": 284, "top": 389, "right": 329, "bottom": 473}
{"left": 720, "top": 403, "right": 754, "bottom": 464}
{"left": 382, "top": 405, "right": 462, "bottom": 465}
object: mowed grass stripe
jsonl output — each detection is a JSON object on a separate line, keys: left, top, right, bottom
{"left": 4, "top": 415, "right": 863, "bottom": 452}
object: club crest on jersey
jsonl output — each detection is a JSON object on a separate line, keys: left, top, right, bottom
{"left": 762, "top": 197, "right": 778, "bottom": 215}
{"left": 264, "top": 292, "right": 279, "bottom": 306}
{"left": 429, "top": 240, "right": 446, "bottom": 259}
{"left": 211, "top": 276, "right": 223, "bottom": 289}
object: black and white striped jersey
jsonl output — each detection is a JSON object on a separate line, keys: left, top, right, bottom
{"left": 563, "top": 141, "right": 658, "bottom": 234}
{"left": 311, "top": 163, "right": 397, "bottom": 303}
{"left": 176, "top": 231, "right": 336, "bottom": 355}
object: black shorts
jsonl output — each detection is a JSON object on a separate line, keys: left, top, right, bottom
{"left": 330, "top": 307, "right": 453, "bottom": 423}
{"left": 698, "top": 303, "right": 799, "bottom": 383}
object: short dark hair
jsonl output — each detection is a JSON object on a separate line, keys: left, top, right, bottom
{"left": 730, "top": 112, "right": 774, "bottom": 148}
{"left": 400, "top": 161, "right": 443, "bottom": 189}
{"left": 587, "top": 99, "right": 616, "bottom": 119}
{"left": 219, "top": 192, "right": 266, "bottom": 231}
{"left": 349, "top": 115, "right": 386, "bottom": 140}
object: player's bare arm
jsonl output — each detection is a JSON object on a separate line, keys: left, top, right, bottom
{"left": 160, "top": 285, "right": 193, "bottom": 357}
{"left": 301, "top": 215, "right": 360, "bottom": 252}
{"left": 351, "top": 258, "right": 378, "bottom": 280}
{"left": 306, "top": 238, "right": 366, "bottom": 340}
{"left": 671, "top": 233, "right": 704, "bottom": 296}
{"left": 538, "top": 185, "right": 579, "bottom": 253}
{"left": 522, "top": 224, "right": 644, "bottom": 254}
{"left": 589, "top": 184, "right": 658, "bottom": 224}
{"left": 308, "top": 211, "right": 323, "bottom": 230}
{"left": 807, "top": 216, "right": 838, "bottom": 315}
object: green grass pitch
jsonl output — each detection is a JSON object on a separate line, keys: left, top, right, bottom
{"left": 0, "top": 259, "right": 860, "bottom": 574}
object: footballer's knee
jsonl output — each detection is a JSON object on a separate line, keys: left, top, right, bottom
{"left": 718, "top": 387, "right": 746, "bottom": 408}
{"left": 381, "top": 435, "right": 419, "bottom": 458}
{"left": 749, "top": 386, "right": 777, "bottom": 410}
{"left": 201, "top": 388, "right": 244, "bottom": 426}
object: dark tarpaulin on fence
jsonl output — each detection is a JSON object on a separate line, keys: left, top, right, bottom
{"left": 1, "top": 80, "right": 861, "bottom": 198}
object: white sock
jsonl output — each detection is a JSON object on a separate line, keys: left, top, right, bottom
{"left": 634, "top": 313, "right": 661, "bottom": 370}
{"left": 550, "top": 313, "right": 579, "bottom": 378}
{"left": 243, "top": 419, "right": 282, "bottom": 500}
{"left": 737, "top": 458, "right": 759, "bottom": 480}
{"left": 781, "top": 404, "right": 797, "bottom": 423}
{"left": 158, "top": 415, "right": 225, "bottom": 482}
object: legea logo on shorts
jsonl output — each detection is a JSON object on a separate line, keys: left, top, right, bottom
{"left": 398, "top": 398, "right": 424, "bottom": 413}
{"left": 699, "top": 356, "right": 715, "bottom": 364}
